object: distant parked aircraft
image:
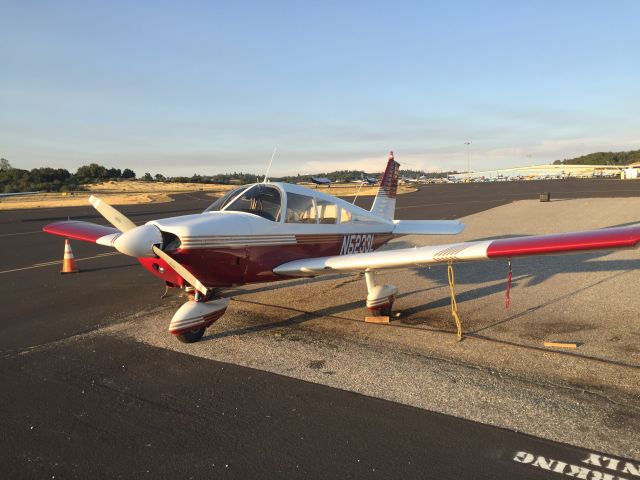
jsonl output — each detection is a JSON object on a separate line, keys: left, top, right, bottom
{"left": 0, "top": 191, "right": 41, "bottom": 198}
{"left": 311, "top": 177, "right": 332, "bottom": 186}
{"left": 350, "top": 173, "right": 378, "bottom": 185}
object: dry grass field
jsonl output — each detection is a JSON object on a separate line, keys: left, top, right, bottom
{"left": 0, "top": 180, "right": 415, "bottom": 210}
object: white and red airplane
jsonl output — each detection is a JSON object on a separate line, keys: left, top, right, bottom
{"left": 44, "top": 152, "right": 640, "bottom": 343}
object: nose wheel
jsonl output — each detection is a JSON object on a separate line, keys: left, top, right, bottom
{"left": 175, "top": 327, "right": 206, "bottom": 344}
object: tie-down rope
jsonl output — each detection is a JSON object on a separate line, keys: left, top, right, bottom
{"left": 447, "top": 261, "right": 463, "bottom": 341}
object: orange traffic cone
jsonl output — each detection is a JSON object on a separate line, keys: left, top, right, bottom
{"left": 60, "top": 239, "right": 79, "bottom": 274}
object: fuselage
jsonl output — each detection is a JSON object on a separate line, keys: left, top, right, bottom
{"left": 138, "top": 182, "right": 396, "bottom": 288}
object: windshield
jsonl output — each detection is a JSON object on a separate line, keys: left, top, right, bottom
{"left": 223, "top": 184, "right": 282, "bottom": 221}
{"left": 203, "top": 186, "right": 248, "bottom": 213}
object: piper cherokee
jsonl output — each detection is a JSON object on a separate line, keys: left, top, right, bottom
{"left": 43, "top": 152, "right": 640, "bottom": 343}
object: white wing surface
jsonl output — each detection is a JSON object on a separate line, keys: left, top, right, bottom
{"left": 273, "top": 224, "right": 640, "bottom": 277}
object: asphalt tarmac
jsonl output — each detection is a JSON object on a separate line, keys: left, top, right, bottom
{"left": 1, "top": 179, "right": 639, "bottom": 478}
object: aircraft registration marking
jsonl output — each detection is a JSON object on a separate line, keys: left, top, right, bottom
{"left": 340, "top": 234, "right": 375, "bottom": 255}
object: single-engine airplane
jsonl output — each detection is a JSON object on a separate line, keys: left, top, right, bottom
{"left": 43, "top": 152, "right": 640, "bottom": 343}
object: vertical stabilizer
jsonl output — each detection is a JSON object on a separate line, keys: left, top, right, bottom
{"left": 370, "top": 151, "right": 400, "bottom": 220}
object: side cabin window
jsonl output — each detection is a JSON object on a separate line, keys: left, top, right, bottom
{"left": 316, "top": 199, "right": 338, "bottom": 224}
{"left": 224, "top": 185, "right": 282, "bottom": 221}
{"left": 340, "top": 207, "right": 352, "bottom": 223}
{"left": 285, "top": 193, "right": 317, "bottom": 223}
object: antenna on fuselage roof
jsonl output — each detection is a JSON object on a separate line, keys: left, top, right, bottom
{"left": 262, "top": 147, "right": 277, "bottom": 183}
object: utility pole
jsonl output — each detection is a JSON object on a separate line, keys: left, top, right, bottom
{"left": 464, "top": 141, "right": 471, "bottom": 182}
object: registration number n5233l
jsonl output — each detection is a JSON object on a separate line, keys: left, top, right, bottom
{"left": 340, "top": 234, "right": 374, "bottom": 255}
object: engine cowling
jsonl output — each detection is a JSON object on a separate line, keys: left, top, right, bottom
{"left": 113, "top": 224, "right": 163, "bottom": 257}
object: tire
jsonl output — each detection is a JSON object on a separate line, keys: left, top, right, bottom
{"left": 175, "top": 327, "right": 206, "bottom": 343}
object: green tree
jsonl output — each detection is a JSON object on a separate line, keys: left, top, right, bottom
{"left": 76, "top": 163, "right": 108, "bottom": 182}
{"left": 0, "top": 158, "right": 11, "bottom": 171}
{"left": 121, "top": 168, "right": 136, "bottom": 179}
{"left": 106, "top": 168, "right": 122, "bottom": 179}
{"left": 30, "top": 167, "right": 71, "bottom": 183}
{"left": 142, "top": 172, "right": 153, "bottom": 181}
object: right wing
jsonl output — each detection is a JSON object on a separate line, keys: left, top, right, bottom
{"left": 274, "top": 224, "right": 640, "bottom": 276}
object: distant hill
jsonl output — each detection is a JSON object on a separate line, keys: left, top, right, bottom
{"left": 553, "top": 149, "right": 640, "bottom": 166}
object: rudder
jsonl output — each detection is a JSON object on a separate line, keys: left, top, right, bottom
{"left": 370, "top": 151, "right": 400, "bottom": 220}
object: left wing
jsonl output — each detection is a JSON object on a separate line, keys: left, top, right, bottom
{"left": 274, "top": 224, "right": 640, "bottom": 276}
{"left": 43, "top": 220, "right": 121, "bottom": 247}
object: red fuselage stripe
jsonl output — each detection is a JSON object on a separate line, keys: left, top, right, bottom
{"left": 486, "top": 225, "right": 640, "bottom": 258}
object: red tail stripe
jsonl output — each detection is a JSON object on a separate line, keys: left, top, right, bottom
{"left": 378, "top": 156, "right": 399, "bottom": 199}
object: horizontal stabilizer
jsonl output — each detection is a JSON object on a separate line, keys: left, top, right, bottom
{"left": 43, "top": 220, "right": 121, "bottom": 246}
{"left": 392, "top": 220, "right": 464, "bottom": 236}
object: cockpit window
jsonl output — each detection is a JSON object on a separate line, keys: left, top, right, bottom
{"left": 224, "top": 184, "right": 282, "bottom": 221}
{"left": 203, "top": 186, "right": 247, "bottom": 213}
{"left": 285, "top": 193, "right": 317, "bottom": 223}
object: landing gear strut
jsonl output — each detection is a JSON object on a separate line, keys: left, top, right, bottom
{"left": 364, "top": 270, "right": 398, "bottom": 317}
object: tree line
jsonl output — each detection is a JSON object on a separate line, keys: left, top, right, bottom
{"left": 1, "top": 157, "right": 426, "bottom": 193}
{"left": 0, "top": 159, "right": 135, "bottom": 193}
{"left": 0, "top": 155, "right": 495, "bottom": 194}
{"left": 553, "top": 149, "right": 640, "bottom": 166}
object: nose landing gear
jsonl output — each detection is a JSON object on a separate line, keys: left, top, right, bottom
{"left": 169, "top": 288, "right": 230, "bottom": 343}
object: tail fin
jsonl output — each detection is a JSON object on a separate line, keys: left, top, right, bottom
{"left": 370, "top": 151, "right": 400, "bottom": 220}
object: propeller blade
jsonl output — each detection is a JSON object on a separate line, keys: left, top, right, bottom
{"left": 89, "top": 195, "right": 137, "bottom": 232}
{"left": 152, "top": 245, "right": 209, "bottom": 296}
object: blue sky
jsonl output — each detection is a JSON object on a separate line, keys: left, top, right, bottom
{"left": 2, "top": 0, "right": 639, "bottom": 176}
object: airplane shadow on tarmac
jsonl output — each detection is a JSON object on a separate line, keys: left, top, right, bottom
{"left": 80, "top": 262, "right": 140, "bottom": 273}
{"left": 202, "top": 297, "right": 368, "bottom": 342}
{"left": 216, "top": 230, "right": 639, "bottom": 341}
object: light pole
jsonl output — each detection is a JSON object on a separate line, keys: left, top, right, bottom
{"left": 464, "top": 141, "right": 471, "bottom": 182}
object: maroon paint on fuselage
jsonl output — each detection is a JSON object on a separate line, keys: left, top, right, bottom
{"left": 138, "top": 257, "right": 183, "bottom": 286}
{"left": 137, "top": 233, "right": 395, "bottom": 287}
{"left": 243, "top": 234, "right": 393, "bottom": 283}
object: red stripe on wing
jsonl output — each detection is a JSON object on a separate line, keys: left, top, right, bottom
{"left": 43, "top": 220, "right": 120, "bottom": 243}
{"left": 486, "top": 225, "right": 640, "bottom": 258}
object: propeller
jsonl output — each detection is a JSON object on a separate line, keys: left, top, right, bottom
{"left": 89, "top": 195, "right": 209, "bottom": 296}
{"left": 89, "top": 195, "right": 136, "bottom": 232}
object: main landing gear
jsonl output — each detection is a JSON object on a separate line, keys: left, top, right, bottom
{"left": 364, "top": 270, "right": 398, "bottom": 317}
{"left": 168, "top": 287, "right": 229, "bottom": 343}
